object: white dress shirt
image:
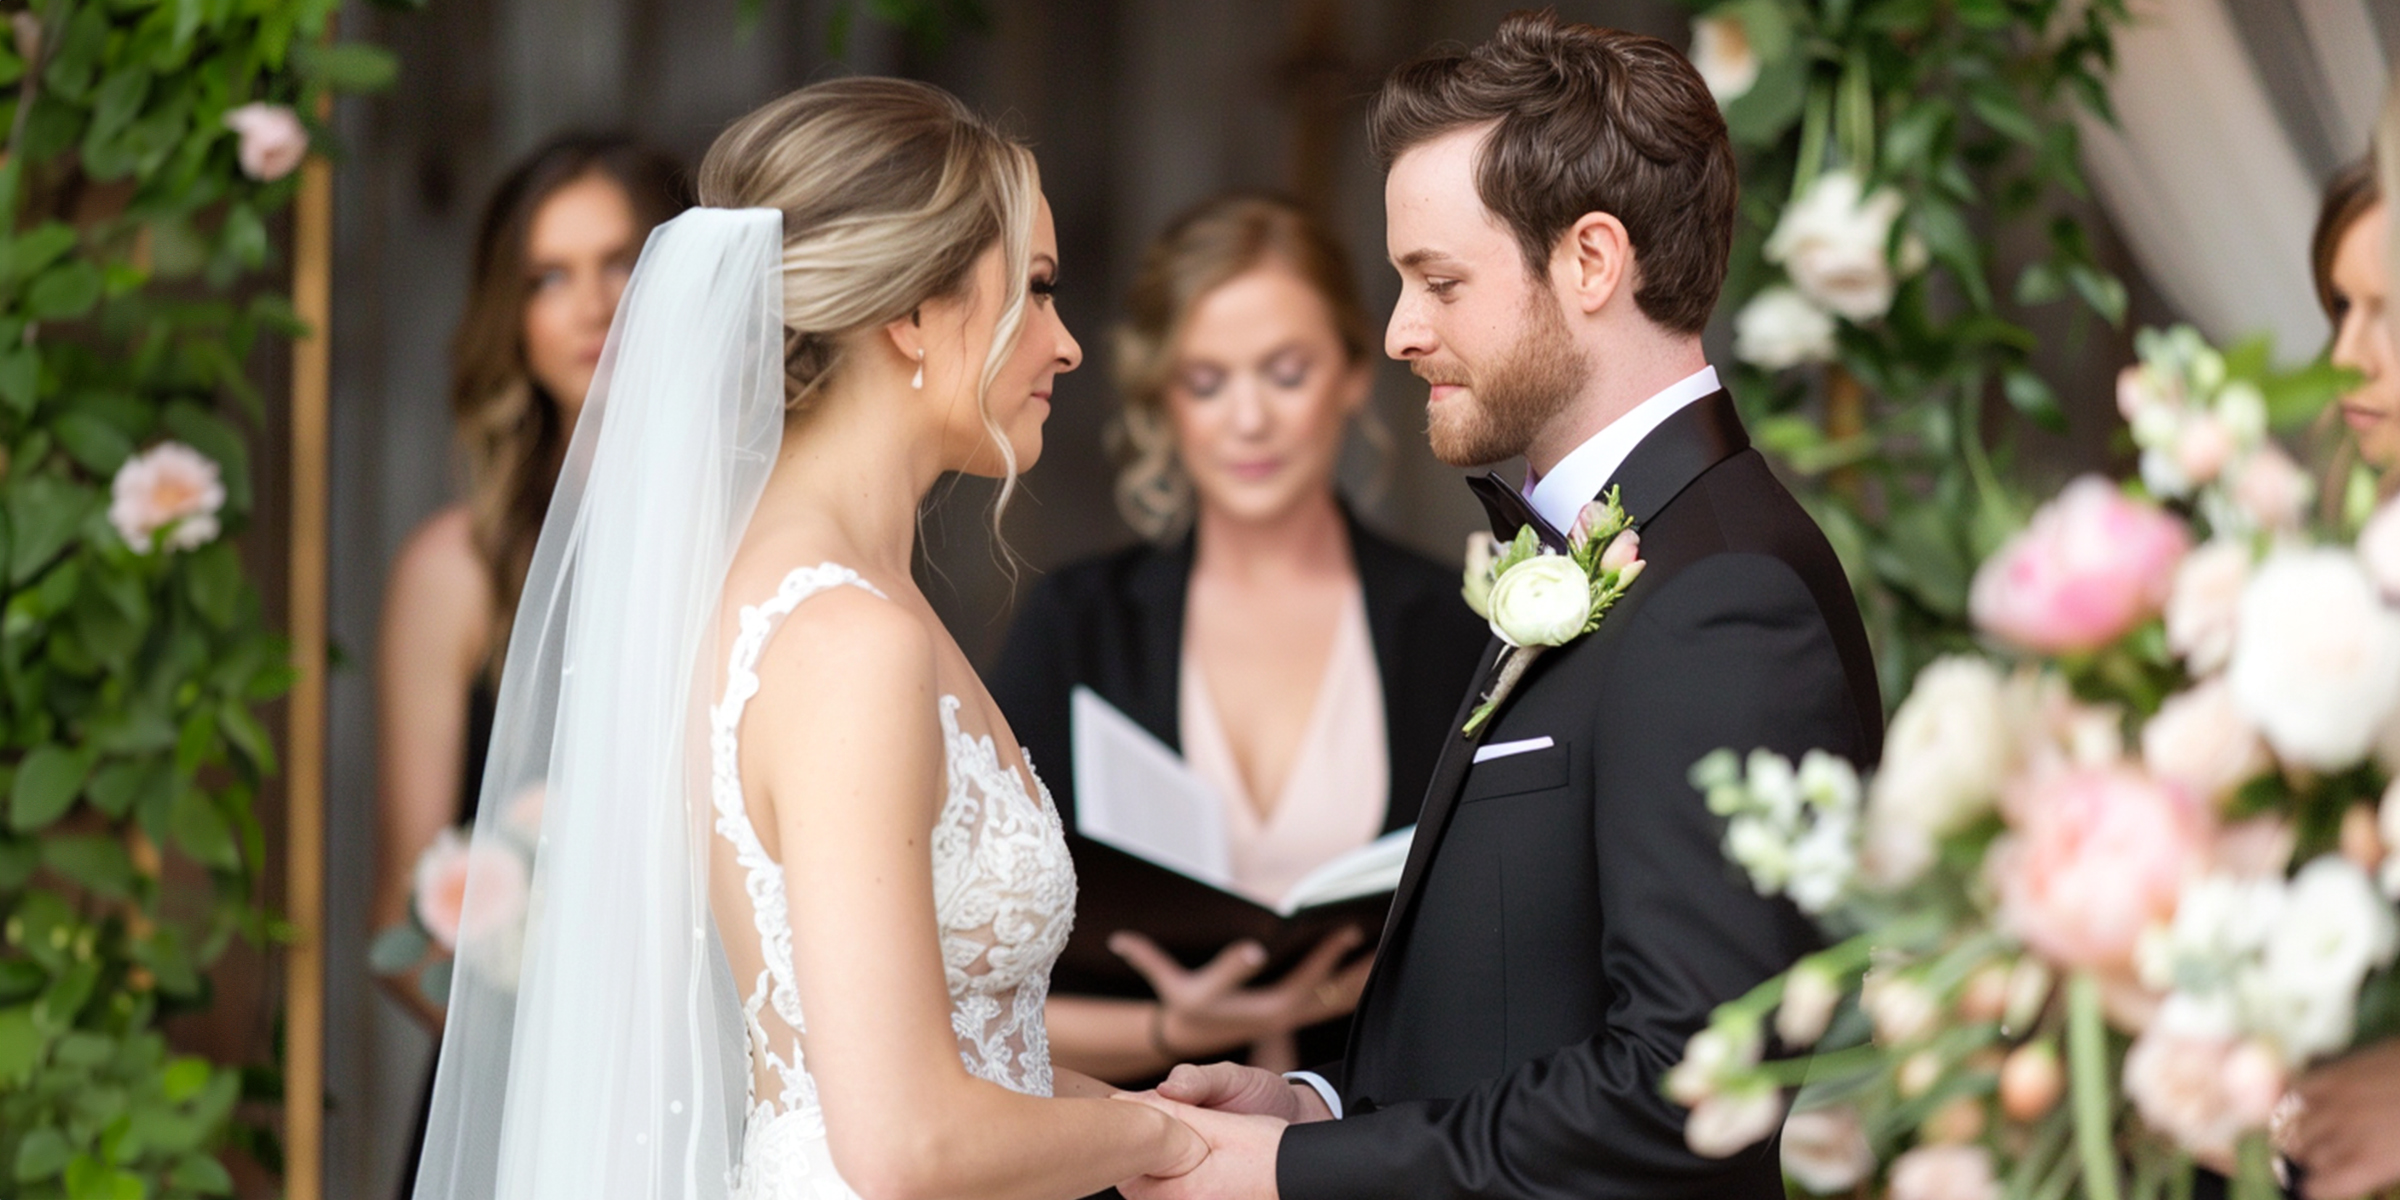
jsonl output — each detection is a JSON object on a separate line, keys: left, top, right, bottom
{"left": 1522, "top": 365, "right": 1720, "bottom": 533}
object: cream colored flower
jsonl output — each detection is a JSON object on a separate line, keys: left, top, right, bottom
{"left": 1888, "top": 1144, "right": 1998, "bottom": 1200}
{"left": 2359, "top": 497, "right": 2400, "bottom": 600}
{"left": 109, "top": 441, "right": 225, "bottom": 553}
{"left": 1685, "top": 1083, "right": 1784, "bottom": 1158}
{"left": 1461, "top": 532, "right": 1503, "bottom": 618}
{"left": 1733, "top": 286, "right": 1836, "bottom": 370}
{"left": 2141, "top": 678, "right": 2270, "bottom": 804}
{"left": 1870, "top": 656, "right": 2011, "bottom": 838}
{"left": 1779, "top": 1107, "right": 1873, "bottom": 1194}
{"left": 1485, "top": 555, "right": 1592, "bottom": 647}
{"left": 1766, "top": 171, "right": 1926, "bottom": 322}
{"left": 2166, "top": 539, "right": 2251, "bottom": 675}
{"left": 2227, "top": 548, "right": 2400, "bottom": 770}
{"left": 223, "top": 102, "right": 308, "bottom": 182}
{"left": 1689, "top": 16, "right": 1760, "bottom": 104}
{"left": 1776, "top": 961, "right": 1842, "bottom": 1047}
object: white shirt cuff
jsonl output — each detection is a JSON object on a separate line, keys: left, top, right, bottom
{"left": 1283, "top": 1070, "right": 1343, "bottom": 1120}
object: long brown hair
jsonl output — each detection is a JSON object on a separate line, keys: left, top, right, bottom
{"left": 2312, "top": 157, "right": 2393, "bottom": 515}
{"left": 452, "top": 134, "right": 688, "bottom": 663}
{"left": 1108, "top": 193, "right": 1377, "bottom": 542}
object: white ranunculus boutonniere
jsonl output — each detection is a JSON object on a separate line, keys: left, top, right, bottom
{"left": 1459, "top": 487, "right": 1647, "bottom": 735}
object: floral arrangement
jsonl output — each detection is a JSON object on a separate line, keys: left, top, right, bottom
{"left": 1669, "top": 328, "right": 2396, "bottom": 1200}
{"left": 1460, "top": 488, "right": 1645, "bottom": 734}
{"left": 369, "top": 785, "right": 544, "bottom": 1000}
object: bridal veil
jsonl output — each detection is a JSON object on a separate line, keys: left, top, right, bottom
{"left": 412, "top": 206, "right": 787, "bottom": 1199}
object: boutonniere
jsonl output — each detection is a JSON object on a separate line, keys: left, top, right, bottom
{"left": 1459, "top": 487, "right": 1646, "bottom": 736}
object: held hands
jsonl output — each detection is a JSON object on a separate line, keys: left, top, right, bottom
{"left": 1116, "top": 1090, "right": 1290, "bottom": 1200}
{"left": 1111, "top": 927, "right": 1371, "bottom": 1062}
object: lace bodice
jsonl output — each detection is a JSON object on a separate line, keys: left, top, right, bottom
{"left": 708, "top": 563, "right": 1076, "bottom": 1197}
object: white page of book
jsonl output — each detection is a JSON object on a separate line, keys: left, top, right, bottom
{"left": 1070, "top": 686, "right": 1233, "bottom": 889}
{"left": 1276, "top": 825, "right": 1414, "bottom": 916}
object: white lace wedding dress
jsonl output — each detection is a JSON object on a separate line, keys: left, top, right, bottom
{"left": 708, "top": 563, "right": 1078, "bottom": 1199}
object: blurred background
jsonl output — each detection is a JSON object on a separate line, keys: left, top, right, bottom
{"left": 315, "top": 0, "right": 2400, "bottom": 1193}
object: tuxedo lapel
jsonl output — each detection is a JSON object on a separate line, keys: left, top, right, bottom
{"left": 1375, "top": 635, "right": 1503, "bottom": 937}
{"left": 1604, "top": 389, "right": 1749, "bottom": 529}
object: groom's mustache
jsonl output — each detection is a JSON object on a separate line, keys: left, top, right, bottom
{"left": 1412, "top": 362, "right": 1471, "bottom": 389}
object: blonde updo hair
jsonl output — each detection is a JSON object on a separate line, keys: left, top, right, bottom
{"left": 698, "top": 77, "right": 1040, "bottom": 512}
{"left": 1109, "top": 193, "right": 1377, "bottom": 541}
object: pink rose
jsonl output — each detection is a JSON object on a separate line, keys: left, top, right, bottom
{"left": 1888, "top": 1144, "right": 1998, "bottom": 1200}
{"left": 1996, "top": 766, "right": 2209, "bottom": 971}
{"left": 1970, "top": 477, "right": 2192, "bottom": 654}
{"left": 2124, "top": 1029, "right": 2284, "bottom": 1158}
{"left": 223, "top": 102, "right": 308, "bottom": 182}
{"left": 2140, "top": 678, "right": 2270, "bottom": 804}
{"left": 412, "top": 828, "right": 529, "bottom": 953}
{"left": 109, "top": 441, "right": 225, "bottom": 553}
{"left": 2174, "top": 415, "right": 2235, "bottom": 486}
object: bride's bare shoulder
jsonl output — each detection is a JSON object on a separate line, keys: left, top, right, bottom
{"left": 738, "top": 569, "right": 935, "bottom": 709}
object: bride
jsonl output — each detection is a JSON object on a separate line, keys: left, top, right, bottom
{"left": 409, "top": 78, "right": 1207, "bottom": 1199}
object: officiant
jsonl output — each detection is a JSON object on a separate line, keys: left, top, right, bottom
{"left": 992, "top": 194, "right": 1485, "bottom": 1083}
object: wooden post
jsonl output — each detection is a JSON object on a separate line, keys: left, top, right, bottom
{"left": 283, "top": 145, "right": 332, "bottom": 1200}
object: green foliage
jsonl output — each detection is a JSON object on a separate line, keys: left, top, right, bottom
{"left": 1692, "top": 0, "right": 2133, "bottom": 702}
{"left": 0, "top": 0, "right": 389, "bottom": 1193}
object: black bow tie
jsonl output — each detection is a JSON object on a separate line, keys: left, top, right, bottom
{"left": 1466, "top": 472, "right": 1568, "bottom": 552}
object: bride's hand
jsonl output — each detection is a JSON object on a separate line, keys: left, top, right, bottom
{"left": 1110, "top": 927, "right": 1372, "bottom": 1057}
{"left": 1115, "top": 1092, "right": 1210, "bottom": 1178}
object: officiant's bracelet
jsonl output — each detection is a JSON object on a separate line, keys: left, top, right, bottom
{"left": 1148, "top": 1004, "right": 1188, "bottom": 1062}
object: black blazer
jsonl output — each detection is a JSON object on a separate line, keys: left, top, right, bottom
{"left": 1277, "top": 392, "right": 1884, "bottom": 1200}
{"left": 992, "top": 507, "right": 1489, "bottom": 848}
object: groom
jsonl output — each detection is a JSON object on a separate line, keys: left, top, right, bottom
{"left": 1122, "top": 13, "right": 1882, "bottom": 1200}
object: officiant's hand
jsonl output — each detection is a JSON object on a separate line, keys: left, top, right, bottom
{"left": 1111, "top": 928, "right": 1371, "bottom": 1059}
{"left": 2289, "top": 1039, "right": 2400, "bottom": 1198}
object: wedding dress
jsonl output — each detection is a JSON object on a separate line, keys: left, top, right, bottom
{"left": 709, "top": 563, "right": 1078, "bottom": 1199}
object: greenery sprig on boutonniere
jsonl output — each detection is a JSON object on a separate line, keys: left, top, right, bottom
{"left": 1460, "top": 487, "right": 1648, "bottom": 735}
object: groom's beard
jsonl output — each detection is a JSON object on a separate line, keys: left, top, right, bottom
{"left": 1421, "top": 283, "right": 1590, "bottom": 468}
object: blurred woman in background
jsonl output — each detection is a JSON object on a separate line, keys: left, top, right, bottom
{"left": 372, "top": 132, "right": 685, "bottom": 1194}
{"left": 992, "top": 193, "right": 1485, "bottom": 1083}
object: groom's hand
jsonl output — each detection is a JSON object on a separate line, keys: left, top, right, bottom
{"left": 1156, "top": 1062, "right": 1332, "bottom": 1123}
{"left": 1118, "top": 1094, "right": 1286, "bottom": 1200}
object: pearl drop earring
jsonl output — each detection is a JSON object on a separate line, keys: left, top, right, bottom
{"left": 911, "top": 350, "right": 925, "bottom": 391}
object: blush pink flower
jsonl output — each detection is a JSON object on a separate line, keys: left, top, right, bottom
{"left": 1888, "top": 1144, "right": 1999, "bottom": 1200}
{"left": 2124, "top": 1029, "right": 2284, "bottom": 1159}
{"left": 223, "top": 103, "right": 308, "bottom": 182}
{"left": 109, "top": 441, "right": 225, "bottom": 553}
{"left": 1995, "top": 766, "right": 2209, "bottom": 971}
{"left": 412, "top": 828, "right": 530, "bottom": 953}
{"left": 1970, "top": 477, "right": 2192, "bottom": 655}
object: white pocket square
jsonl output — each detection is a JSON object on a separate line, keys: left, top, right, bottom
{"left": 1473, "top": 736, "right": 1555, "bottom": 764}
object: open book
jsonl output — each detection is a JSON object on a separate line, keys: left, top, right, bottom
{"left": 1057, "top": 686, "right": 1411, "bottom": 992}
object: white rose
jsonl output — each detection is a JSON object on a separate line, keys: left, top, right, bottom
{"left": 1689, "top": 15, "right": 1760, "bottom": 104}
{"left": 1685, "top": 1083, "right": 1785, "bottom": 1158}
{"left": 1765, "top": 171, "right": 1925, "bottom": 322}
{"left": 2227, "top": 549, "right": 2400, "bottom": 770}
{"left": 109, "top": 441, "right": 226, "bottom": 554}
{"left": 2359, "top": 497, "right": 2400, "bottom": 601}
{"left": 2261, "top": 857, "right": 2399, "bottom": 1003}
{"left": 1485, "top": 555, "right": 1593, "bottom": 647}
{"left": 2140, "top": 678, "right": 2270, "bottom": 803}
{"left": 1733, "top": 286, "right": 1836, "bottom": 371}
{"left": 1780, "top": 1107, "right": 1874, "bottom": 1194}
{"left": 1869, "top": 656, "right": 2010, "bottom": 837}
{"left": 2165, "top": 540, "right": 2251, "bottom": 675}
{"left": 1776, "top": 961, "right": 1843, "bottom": 1047}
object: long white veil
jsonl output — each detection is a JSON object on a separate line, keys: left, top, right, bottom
{"left": 412, "top": 206, "right": 787, "bottom": 1199}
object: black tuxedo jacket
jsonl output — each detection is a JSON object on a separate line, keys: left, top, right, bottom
{"left": 1278, "top": 391, "right": 1883, "bottom": 1200}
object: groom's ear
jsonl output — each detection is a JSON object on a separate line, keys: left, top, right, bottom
{"left": 1555, "top": 212, "right": 1634, "bottom": 317}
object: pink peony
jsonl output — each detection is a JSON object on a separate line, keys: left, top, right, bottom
{"left": 412, "top": 828, "right": 530, "bottom": 953}
{"left": 109, "top": 441, "right": 224, "bottom": 553}
{"left": 1888, "top": 1144, "right": 1999, "bottom": 1200}
{"left": 2124, "top": 1029, "right": 2284, "bottom": 1158}
{"left": 223, "top": 103, "right": 308, "bottom": 182}
{"left": 1995, "top": 766, "right": 2209, "bottom": 971}
{"left": 1970, "top": 477, "right": 2192, "bottom": 655}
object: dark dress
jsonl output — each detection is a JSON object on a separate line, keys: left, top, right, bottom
{"left": 395, "top": 678, "right": 496, "bottom": 1200}
{"left": 988, "top": 506, "right": 1489, "bottom": 1071}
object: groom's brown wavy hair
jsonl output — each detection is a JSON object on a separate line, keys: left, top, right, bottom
{"left": 1368, "top": 9, "right": 1735, "bottom": 335}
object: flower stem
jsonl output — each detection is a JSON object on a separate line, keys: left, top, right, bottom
{"left": 1463, "top": 646, "right": 1541, "bottom": 736}
{"left": 2067, "top": 972, "right": 2123, "bottom": 1200}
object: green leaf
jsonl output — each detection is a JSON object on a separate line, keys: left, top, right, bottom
{"left": 62, "top": 1156, "right": 143, "bottom": 1200}
{"left": 159, "top": 1056, "right": 209, "bottom": 1103}
{"left": 2068, "top": 264, "right": 2128, "bottom": 325}
{"left": 11, "top": 745, "right": 97, "bottom": 832}
{"left": 183, "top": 541, "right": 240, "bottom": 628}
{"left": 40, "top": 835, "right": 136, "bottom": 900}
{"left": 2014, "top": 261, "right": 2065, "bottom": 305}
{"left": 159, "top": 404, "right": 250, "bottom": 513}
{"left": 84, "top": 759, "right": 151, "bottom": 820}
{"left": 12, "top": 1127, "right": 71, "bottom": 1183}
{"left": 167, "top": 788, "right": 237, "bottom": 870}
{"left": 218, "top": 701, "right": 274, "bottom": 774}
{"left": 0, "top": 837, "right": 36, "bottom": 889}
{"left": 2003, "top": 368, "right": 2066, "bottom": 433}
{"left": 0, "top": 344, "right": 39, "bottom": 414}
{"left": 52, "top": 412, "right": 135, "bottom": 475}
{"left": 6, "top": 225, "right": 79, "bottom": 283}
{"left": 296, "top": 42, "right": 400, "bottom": 91}
{"left": 169, "top": 1154, "right": 233, "bottom": 1195}
{"left": 0, "top": 1004, "right": 44, "bottom": 1085}
{"left": 8, "top": 477, "right": 96, "bottom": 583}
{"left": 26, "top": 262, "right": 104, "bottom": 320}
